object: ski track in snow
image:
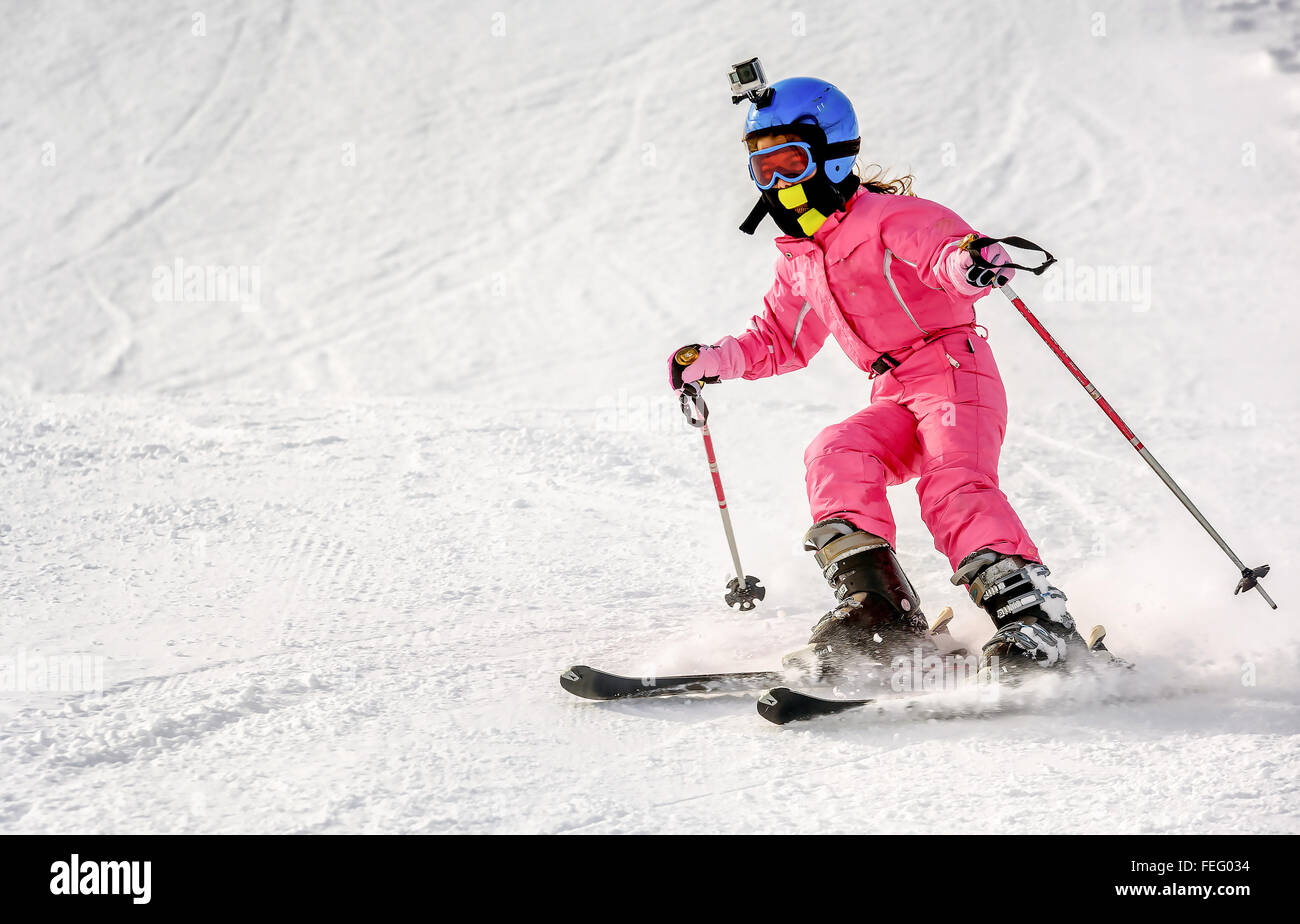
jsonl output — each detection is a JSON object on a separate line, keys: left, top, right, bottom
{"left": 0, "top": 394, "right": 1295, "bottom": 834}
{"left": 1, "top": 0, "right": 1298, "bottom": 833}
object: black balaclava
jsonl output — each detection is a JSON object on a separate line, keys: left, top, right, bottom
{"left": 740, "top": 123, "right": 860, "bottom": 238}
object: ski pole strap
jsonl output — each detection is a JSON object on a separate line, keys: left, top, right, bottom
{"left": 963, "top": 234, "right": 1057, "bottom": 275}
{"left": 679, "top": 381, "right": 709, "bottom": 428}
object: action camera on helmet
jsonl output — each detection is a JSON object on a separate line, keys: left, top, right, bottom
{"left": 728, "top": 57, "right": 773, "bottom": 107}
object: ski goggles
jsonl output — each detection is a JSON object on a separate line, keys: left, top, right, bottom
{"left": 748, "top": 141, "right": 816, "bottom": 190}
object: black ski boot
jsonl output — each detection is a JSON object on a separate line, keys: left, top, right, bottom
{"left": 783, "top": 519, "right": 937, "bottom": 680}
{"left": 951, "top": 548, "right": 1079, "bottom": 676}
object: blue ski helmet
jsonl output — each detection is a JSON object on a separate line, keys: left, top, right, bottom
{"left": 743, "top": 77, "right": 860, "bottom": 183}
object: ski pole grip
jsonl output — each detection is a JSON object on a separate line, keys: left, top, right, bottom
{"left": 679, "top": 381, "right": 708, "bottom": 428}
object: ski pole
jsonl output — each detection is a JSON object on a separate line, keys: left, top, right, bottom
{"left": 966, "top": 235, "right": 1275, "bottom": 609}
{"left": 676, "top": 359, "right": 765, "bottom": 611}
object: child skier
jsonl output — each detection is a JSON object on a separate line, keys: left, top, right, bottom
{"left": 668, "top": 75, "right": 1077, "bottom": 674}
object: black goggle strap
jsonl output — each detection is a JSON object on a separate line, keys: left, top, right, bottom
{"left": 962, "top": 234, "right": 1057, "bottom": 275}
{"left": 822, "top": 138, "right": 860, "bottom": 161}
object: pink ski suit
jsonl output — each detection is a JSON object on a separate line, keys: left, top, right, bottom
{"left": 727, "top": 187, "right": 1040, "bottom": 570}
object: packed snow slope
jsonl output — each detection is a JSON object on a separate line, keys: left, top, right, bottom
{"left": 1, "top": 0, "right": 1297, "bottom": 833}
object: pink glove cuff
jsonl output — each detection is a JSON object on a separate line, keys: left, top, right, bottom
{"left": 682, "top": 336, "right": 748, "bottom": 384}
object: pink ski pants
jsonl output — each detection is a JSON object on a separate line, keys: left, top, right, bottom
{"left": 804, "top": 330, "right": 1040, "bottom": 571}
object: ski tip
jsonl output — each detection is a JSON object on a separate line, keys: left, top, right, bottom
{"left": 1086, "top": 625, "right": 1107, "bottom": 651}
{"left": 757, "top": 686, "right": 877, "bottom": 725}
{"left": 756, "top": 687, "right": 795, "bottom": 724}
{"left": 559, "top": 665, "right": 605, "bottom": 700}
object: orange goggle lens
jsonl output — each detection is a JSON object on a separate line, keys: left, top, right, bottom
{"left": 748, "top": 141, "right": 814, "bottom": 189}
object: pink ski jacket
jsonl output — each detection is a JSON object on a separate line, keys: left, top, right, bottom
{"left": 734, "top": 187, "right": 982, "bottom": 378}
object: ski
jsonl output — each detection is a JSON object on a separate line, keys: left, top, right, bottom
{"left": 560, "top": 665, "right": 790, "bottom": 701}
{"left": 562, "top": 607, "right": 976, "bottom": 704}
{"left": 757, "top": 683, "right": 1032, "bottom": 725}
{"left": 758, "top": 627, "right": 1133, "bottom": 725}
{"left": 566, "top": 621, "right": 1123, "bottom": 709}
{"left": 756, "top": 687, "right": 878, "bottom": 724}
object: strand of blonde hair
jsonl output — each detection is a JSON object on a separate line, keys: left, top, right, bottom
{"left": 857, "top": 162, "right": 915, "bottom": 196}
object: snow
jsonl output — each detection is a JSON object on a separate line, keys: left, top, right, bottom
{"left": 1, "top": 0, "right": 1298, "bottom": 833}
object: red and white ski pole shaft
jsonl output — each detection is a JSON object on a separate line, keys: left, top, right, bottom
{"left": 698, "top": 417, "right": 747, "bottom": 583}
{"left": 676, "top": 357, "right": 765, "bottom": 610}
{"left": 997, "top": 279, "right": 1276, "bottom": 609}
